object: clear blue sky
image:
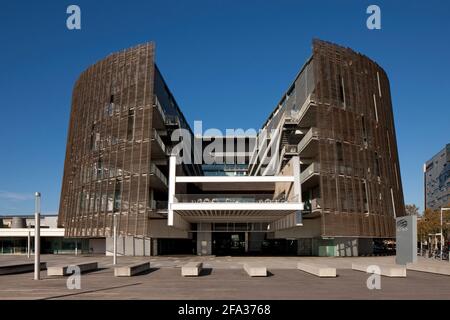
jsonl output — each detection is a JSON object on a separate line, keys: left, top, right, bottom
{"left": 0, "top": 0, "right": 449, "bottom": 215}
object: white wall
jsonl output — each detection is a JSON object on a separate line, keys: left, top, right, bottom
{"left": 106, "top": 236, "right": 152, "bottom": 256}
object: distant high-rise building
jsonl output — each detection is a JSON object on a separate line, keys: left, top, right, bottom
{"left": 424, "top": 144, "right": 450, "bottom": 211}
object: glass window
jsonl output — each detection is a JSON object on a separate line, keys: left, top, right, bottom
{"left": 374, "top": 152, "right": 381, "bottom": 177}
{"left": 97, "top": 158, "right": 103, "bottom": 179}
{"left": 361, "top": 116, "right": 367, "bottom": 146}
{"left": 362, "top": 180, "right": 369, "bottom": 214}
{"left": 336, "top": 142, "right": 344, "bottom": 162}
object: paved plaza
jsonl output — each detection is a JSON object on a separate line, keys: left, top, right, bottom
{"left": 0, "top": 255, "right": 449, "bottom": 299}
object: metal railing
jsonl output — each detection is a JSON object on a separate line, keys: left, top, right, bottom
{"left": 249, "top": 94, "right": 316, "bottom": 174}
{"left": 174, "top": 194, "right": 291, "bottom": 204}
{"left": 223, "top": 164, "right": 248, "bottom": 171}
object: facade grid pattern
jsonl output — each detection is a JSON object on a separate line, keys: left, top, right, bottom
{"left": 59, "top": 43, "right": 156, "bottom": 238}
{"left": 312, "top": 40, "right": 405, "bottom": 237}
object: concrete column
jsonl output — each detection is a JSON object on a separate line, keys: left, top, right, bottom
{"left": 245, "top": 232, "right": 249, "bottom": 253}
{"left": 27, "top": 229, "right": 31, "bottom": 258}
{"left": 168, "top": 156, "right": 176, "bottom": 226}
{"left": 113, "top": 214, "right": 117, "bottom": 264}
{"left": 152, "top": 238, "right": 158, "bottom": 256}
{"left": 144, "top": 237, "right": 151, "bottom": 256}
{"left": 197, "top": 223, "right": 212, "bottom": 256}
{"left": 292, "top": 156, "right": 303, "bottom": 226}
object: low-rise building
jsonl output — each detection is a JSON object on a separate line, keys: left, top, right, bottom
{"left": 0, "top": 215, "right": 105, "bottom": 255}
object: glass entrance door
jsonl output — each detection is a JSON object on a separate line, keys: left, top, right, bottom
{"left": 212, "top": 232, "right": 246, "bottom": 256}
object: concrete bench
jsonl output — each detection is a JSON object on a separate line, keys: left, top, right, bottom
{"left": 297, "top": 262, "right": 337, "bottom": 278}
{"left": 0, "top": 262, "right": 46, "bottom": 275}
{"left": 181, "top": 262, "right": 203, "bottom": 277}
{"left": 47, "top": 262, "right": 98, "bottom": 276}
{"left": 352, "top": 263, "right": 406, "bottom": 277}
{"left": 114, "top": 262, "right": 151, "bottom": 277}
{"left": 244, "top": 263, "right": 267, "bottom": 277}
{"left": 407, "top": 263, "right": 450, "bottom": 276}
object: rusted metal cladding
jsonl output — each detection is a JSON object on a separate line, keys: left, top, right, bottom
{"left": 59, "top": 43, "right": 155, "bottom": 238}
{"left": 312, "top": 40, "right": 405, "bottom": 238}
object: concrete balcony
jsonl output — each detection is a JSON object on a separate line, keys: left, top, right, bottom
{"left": 152, "top": 96, "right": 167, "bottom": 130}
{"left": 169, "top": 159, "right": 303, "bottom": 228}
{"left": 150, "top": 163, "right": 168, "bottom": 190}
{"left": 151, "top": 129, "right": 167, "bottom": 159}
{"left": 300, "top": 162, "right": 320, "bottom": 188}
{"left": 165, "top": 114, "right": 180, "bottom": 127}
{"left": 285, "top": 93, "right": 317, "bottom": 127}
{"left": 174, "top": 194, "right": 290, "bottom": 204}
{"left": 172, "top": 193, "right": 303, "bottom": 223}
{"left": 297, "top": 127, "right": 319, "bottom": 158}
{"left": 303, "top": 198, "right": 322, "bottom": 215}
{"left": 311, "top": 198, "right": 321, "bottom": 211}
{"left": 282, "top": 144, "right": 299, "bottom": 156}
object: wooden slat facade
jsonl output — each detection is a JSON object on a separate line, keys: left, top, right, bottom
{"left": 312, "top": 39, "right": 405, "bottom": 238}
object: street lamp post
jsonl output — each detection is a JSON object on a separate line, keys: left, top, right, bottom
{"left": 441, "top": 208, "right": 450, "bottom": 261}
{"left": 34, "top": 192, "right": 41, "bottom": 280}
{"left": 113, "top": 213, "right": 118, "bottom": 265}
{"left": 27, "top": 228, "right": 31, "bottom": 259}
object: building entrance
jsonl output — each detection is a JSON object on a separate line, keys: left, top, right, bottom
{"left": 210, "top": 232, "right": 299, "bottom": 256}
{"left": 212, "top": 232, "right": 246, "bottom": 256}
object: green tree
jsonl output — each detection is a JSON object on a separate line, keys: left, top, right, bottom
{"left": 405, "top": 204, "right": 419, "bottom": 216}
{"left": 418, "top": 207, "right": 450, "bottom": 253}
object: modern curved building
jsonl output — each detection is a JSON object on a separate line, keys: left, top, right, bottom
{"left": 59, "top": 39, "right": 405, "bottom": 256}
{"left": 248, "top": 39, "right": 405, "bottom": 255}
{"left": 59, "top": 43, "right": 201, "bottom": 251}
